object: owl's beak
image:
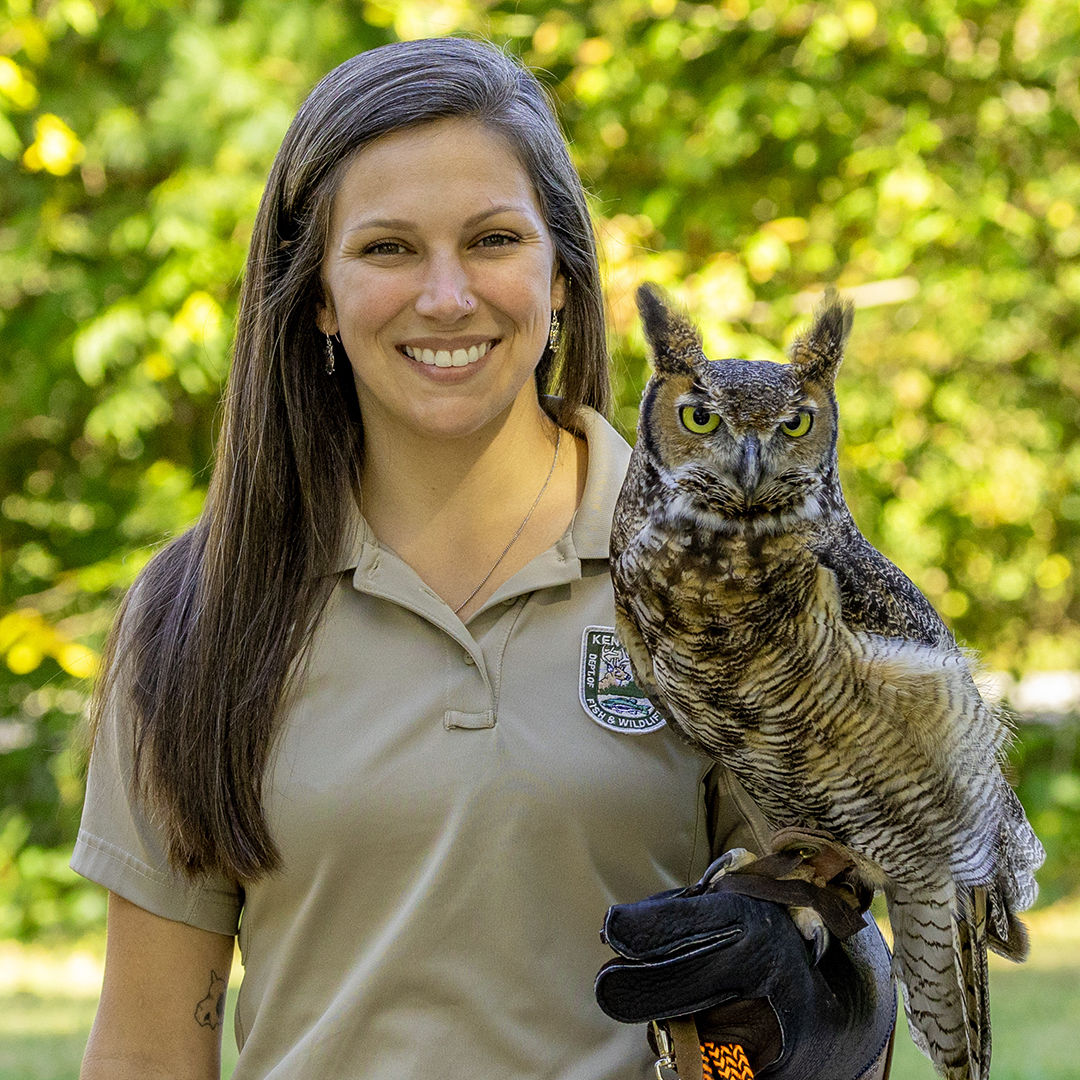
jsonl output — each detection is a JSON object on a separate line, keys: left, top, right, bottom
{"left": 735, "top": 433, "right": 762, "bottom": 493}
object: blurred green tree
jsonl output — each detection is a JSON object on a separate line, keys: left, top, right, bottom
{"left": 2, "top": 0, "right": 1079, "bottom": 934}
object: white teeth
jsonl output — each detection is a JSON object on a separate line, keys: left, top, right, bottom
{"left": 404, "top": 341, "right": 494, "bottom": 368}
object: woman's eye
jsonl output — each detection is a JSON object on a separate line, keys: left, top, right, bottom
{"left": 476, "top": 232, "right": 519, "bottom": 248}
{"left": 363, "top": 240, "right": 408, "bottom": 256}
{"left": 680, "top": 405, "right": 721, "bottom": 434}
{"left": 780, "top": 410, "right": 813, "bottom": 438}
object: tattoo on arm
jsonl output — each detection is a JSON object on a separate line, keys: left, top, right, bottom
{"left": 194, "top": 969, "right": 228, "bottom": 1030}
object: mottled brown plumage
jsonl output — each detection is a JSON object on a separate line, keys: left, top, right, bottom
{"left": 611, "top": 284, "right": 1044, "bottom": 1080}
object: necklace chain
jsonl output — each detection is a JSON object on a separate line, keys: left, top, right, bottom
{"left": 453, "top": 428, "right": 562, "bottom": 617}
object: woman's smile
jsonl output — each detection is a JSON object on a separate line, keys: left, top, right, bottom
{"left": 400, "top": 337, "right": 499, "bottom": 368}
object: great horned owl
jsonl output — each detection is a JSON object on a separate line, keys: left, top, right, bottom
{"left": 611, "top": 284, "right": 1044, "bottom": 1080}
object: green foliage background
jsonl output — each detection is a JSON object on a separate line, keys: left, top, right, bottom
{"left": 1, "top": 0, "right": 1079, "bottom": 937}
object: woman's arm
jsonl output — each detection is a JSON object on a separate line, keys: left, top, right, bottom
{"left": 81, "top": 892, "right": 236, "bottom": 1080}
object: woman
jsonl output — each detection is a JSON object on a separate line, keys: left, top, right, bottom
{"left": 74, "top": 38, "right": 892, "bottom": 1079}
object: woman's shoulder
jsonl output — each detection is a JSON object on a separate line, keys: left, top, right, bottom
{"left": 562, "top": 405, "right": 632, "bottom": 556}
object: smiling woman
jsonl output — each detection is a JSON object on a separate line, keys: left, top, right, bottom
{"left": 71, "top": 35, "right": 894, "bottom": 1080}
{"left": 315, "top": 117, "right": 575, "bottom": 618}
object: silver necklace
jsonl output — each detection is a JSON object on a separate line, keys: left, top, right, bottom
{"left": 453, "top": 428, "right": 562, "bottom": 616}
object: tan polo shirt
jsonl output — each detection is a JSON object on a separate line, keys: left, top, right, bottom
{"left": 72, "top": 408, "right": 772, "bottom": 1080}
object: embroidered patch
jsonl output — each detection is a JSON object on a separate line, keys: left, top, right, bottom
{"left": 579, "top": 626, "right": 666, "bottom": 734}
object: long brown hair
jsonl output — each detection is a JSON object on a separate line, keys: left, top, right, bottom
{"left": 91, "top": 37, "right": 611, "bottom": 881}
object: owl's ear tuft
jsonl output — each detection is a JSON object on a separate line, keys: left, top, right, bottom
{"left": 789, "top": 288, "right": 854, "bottom": 384}
{"left": 636, "top": 283, "right": 706, "bottom": 377}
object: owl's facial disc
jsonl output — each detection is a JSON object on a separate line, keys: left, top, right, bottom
{"left": 644, "top": 360, "right": 834, "bottom": 535}
{"left": 688, "top": 420, "right": 824, "bottom": 530}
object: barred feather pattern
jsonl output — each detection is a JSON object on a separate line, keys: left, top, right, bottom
{"left": 612, "top": 285, "right": 1045, "bottom": 1080}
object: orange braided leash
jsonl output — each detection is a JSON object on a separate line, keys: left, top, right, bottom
{"left": 701, "top": 1041, "right": 755, "bottom": 1080}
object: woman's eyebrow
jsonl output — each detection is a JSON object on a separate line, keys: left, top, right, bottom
{"left": 342, "top": 217, "right": 411, "bottom": 232}
{"left": 344, "top": 204, "right": 537, "bottom": 234}
{"left": 463, "top": 203, "right": 536, "bottom": 225}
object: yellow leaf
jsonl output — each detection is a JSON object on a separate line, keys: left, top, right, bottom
{"left": 58, "top": 643, "right": 98, "bottom": 679}
{"left": 142, "top": 352, "right": 175, "bottom": 380}
{"left": 1046, "top": 200, "right": 1075, "bottom": 230}
{"left": 0, "top": 57, "right": 38, "bottom": 109}
{"left": 532, "top": 21, "right": 561, "bottom": 54}
{"left": 22, "top": 114, "right": 85, "bottom": 176}
{"left": 174, "top": 292, "right": 222, "bottom": 345}
{"left": 744, "top": 232, "right": 790, "bottom": 283}
{"left": 0, "top": 607, "right": 100, "bottom": 677}
{"left": 0, "top": 610, "right": 36, "bottom": 652}
{"left": 1036, "top": 554, "right": 1072, "bottom": 591}
{"left": 764, "top": 217, "right": 809, "bottom": 243}
{"left": 843, "top": 1, "right": 877, "bottom": 39}
{"left": 6, "top": 642, "right": 44, "bottom": 675}
{"left": 577, "top": 37, "right": 613, "bottom": 65}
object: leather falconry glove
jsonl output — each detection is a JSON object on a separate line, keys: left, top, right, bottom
{"left": 594, "top": 830, "right": 896, "bottom": 1080}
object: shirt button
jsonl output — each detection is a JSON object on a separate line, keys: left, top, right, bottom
{"left": 463, "top": 653, "right": 476, "bottom": 666}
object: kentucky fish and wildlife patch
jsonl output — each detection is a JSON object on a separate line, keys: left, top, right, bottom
{"left": 579, "top": 626, "right": 666, "bottom": 734}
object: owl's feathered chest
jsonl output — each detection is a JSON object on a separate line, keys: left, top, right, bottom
{"left": 612, "top": 511, "right": 852, "bottom": 823}
{"left": 612, "top": 508, "right": 827, "bottom": 660}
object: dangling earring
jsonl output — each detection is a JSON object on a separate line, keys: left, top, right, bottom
{"left": 548, "top": 311, "right": 561, "bottom": 353}
{"left": 324, "top": 333, "right": 336, "bottom": 376}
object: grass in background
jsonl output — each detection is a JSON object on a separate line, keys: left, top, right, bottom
{"left": 0, "top": 937, "right": 241, "bottom": 1080}
{"left": 1, "top": 899, "right": 1077, "bottom": 1079}
{"left": 0, "top": 990, "right": 242, "bottom": 1079}
{"left": 890, "top": 967, "right": 1080, "bottom": 1079}
{"left": 0, "top": 995, "right": 96, "bottom": 1080}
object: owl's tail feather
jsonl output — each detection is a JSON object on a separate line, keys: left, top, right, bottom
{"left": 887, "top": 881, "right": 989, "bottom": 1080}
{"left": 985, "top": 782, "right": 1044, "bottom": 962}
{"left": 956, "top": 886, "right": 991, "bottom": 1079}
{"left": 986, "top": 900, "right": 1028, "bottom": 963}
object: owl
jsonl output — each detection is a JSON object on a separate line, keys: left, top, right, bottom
{"left": 611, "top": 284, "right": 1044, "bottom": 1080}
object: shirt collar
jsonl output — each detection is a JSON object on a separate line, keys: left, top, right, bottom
{"left": 567, "top": 406, "right": 632, "bottom": 560}
{"left": 332, "top": 405, "right": 632, "bottom": 574}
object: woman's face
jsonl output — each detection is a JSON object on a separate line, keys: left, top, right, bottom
{"left": 318, "top": 118, "right": 566, "bottom": 443}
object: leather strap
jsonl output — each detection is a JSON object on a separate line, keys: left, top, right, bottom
{"left": 668, "top": 1016, "right": 704, "bottom": 1080}
{"left": 706, "top": 871, "right": 866, "bottom": 940}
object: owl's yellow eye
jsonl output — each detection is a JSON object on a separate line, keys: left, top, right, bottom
{"left": 680, "top": 405, "right": 721, "bottom": 434}
{"left": 780, "top": 410, "right": 813, "bottom": 438}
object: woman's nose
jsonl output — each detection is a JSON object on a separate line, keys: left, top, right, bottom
{"left": 415, "top": 253, "right": 474, "bottom": 321}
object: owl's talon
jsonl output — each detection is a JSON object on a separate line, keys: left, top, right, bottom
{"left": 791, "top": 905, "right": 830, "bottom": 964}
{"left": 697, "top": 847, "right": 758, "bottom": 891}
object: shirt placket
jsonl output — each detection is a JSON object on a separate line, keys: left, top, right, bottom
{"left": 350, "top": 524, "right": 584, "bottom": 732}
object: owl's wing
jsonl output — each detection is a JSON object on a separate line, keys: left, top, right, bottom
{"left": 609, "top": 451, "right": 651, "bottom": 560}
{"left": 612, "top": 603, "right": 676, "bottom": 727}
{"left": 812, "top": 520, "right": 956, "bottom": 650}
{"left": 610, "top": 454, "right": 679, "bottom": 726}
